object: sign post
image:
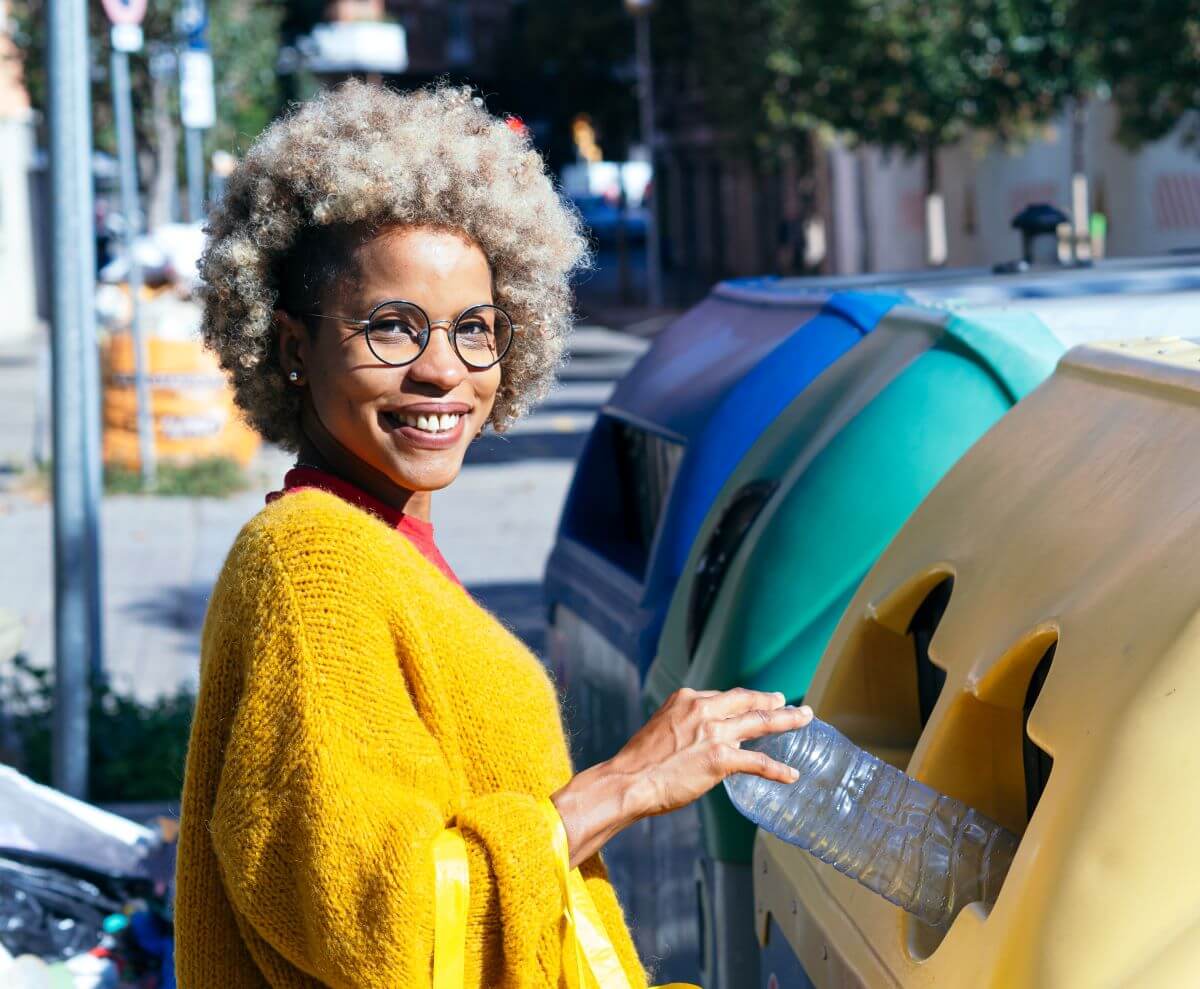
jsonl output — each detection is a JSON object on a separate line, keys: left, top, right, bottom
{"left": 47, "top": 0, "right": 101, "bottom": 798}
{"left": 177, "top": 0, "right": 215, "bottom": 223}
{"left": 102, "top": 0, "right": 155, "bottom": 490}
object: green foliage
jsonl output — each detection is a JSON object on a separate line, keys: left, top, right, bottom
{"left": 0, "top": 654, "right": 195, "bottom": 803}
{"left": 10, "top": 0, "right": 287, "bottom": 159}
{"left": 103, "top": 457, "right": 249, "bottom": 497}
{"left": 204, "top": 0, "right": 286, "bottom": 155}
{"left": 1091, "top": 0, "right": 1200, "bottom": 147}
{"left": 971, "top": 0, "right": 1100, "bottom": 137}
{"left": 674, "top": 0, "right": 783, "bottom": 154}
{"left": 763, "top": 0, "right": 1088, "bottom": 169}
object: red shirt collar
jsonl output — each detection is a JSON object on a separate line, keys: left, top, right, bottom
{"left": 266, "top": 466, "right": 460, "bottom": 585}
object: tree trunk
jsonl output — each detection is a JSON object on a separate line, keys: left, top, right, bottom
{"left": 147, "top": 65, "right": 180, "bottom": 231}
{"left": 923, "top": 142, "right": 947, "bottom": 267}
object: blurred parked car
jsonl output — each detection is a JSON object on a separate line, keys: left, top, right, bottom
{"left": 570, "top": 193, "right": 648, "bottom": 245}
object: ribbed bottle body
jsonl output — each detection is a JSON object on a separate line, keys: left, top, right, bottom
{"left": 724, "top": 716, "right": 1017, "bottom": 929}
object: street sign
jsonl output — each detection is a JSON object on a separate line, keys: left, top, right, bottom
{"left": 180, "top": 50, "right": 216, "bottom": 130}
{"left": 110, "top": 22, "right": 143, "bottom": 53}
{"left": 100, "top": 0, "right": 148, "bottom": 26}
{"left": 177, "top": 0, "right": 207, "bottom": 42}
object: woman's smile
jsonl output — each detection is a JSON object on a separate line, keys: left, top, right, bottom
{"left": 379, "top": 402, "right": 470, "bottom": 450}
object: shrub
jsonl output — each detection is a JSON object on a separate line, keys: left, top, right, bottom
{"left": 0, "top": 654, "right": 194, "bottom": 803}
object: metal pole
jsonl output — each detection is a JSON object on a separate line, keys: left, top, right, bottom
{"left": 82, "top": 257, "right": 105, "bottom": 683}
{"left": 633, "top": 11, "right": 663, "bottom": 308}
{"left": 47, "top": 0, "right": 97, "bottom": 798}
{"left": 111, "top": 44, "right": 156, "bottom": 487}
{"left": 184, "top": 124, "right": 204, "bottom": 223}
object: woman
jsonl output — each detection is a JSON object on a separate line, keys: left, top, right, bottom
{"left": 176, "top": 82, "right": 811, "bottom": 988}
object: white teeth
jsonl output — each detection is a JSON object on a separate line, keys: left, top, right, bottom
{"left": 393, "top": 411, "right": 462, "bottom": 433}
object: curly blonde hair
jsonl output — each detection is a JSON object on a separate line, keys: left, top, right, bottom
{"left": 199, "top": 81, "right": 590, "bottom": 449}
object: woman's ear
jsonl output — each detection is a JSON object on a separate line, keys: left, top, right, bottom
{"left": 275, "top": 309, "right": 309, "bottom": 384}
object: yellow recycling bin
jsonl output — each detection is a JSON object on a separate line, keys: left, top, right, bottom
{"left": 755, "top": 337, "right": 1200, "bottom": 987}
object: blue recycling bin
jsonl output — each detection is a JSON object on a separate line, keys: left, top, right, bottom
{"left": 544, "top": 287, "right": 904, "bottom": 769}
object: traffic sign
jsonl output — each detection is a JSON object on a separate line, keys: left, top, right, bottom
{"left": 177, "top": 0, "right": 208, "bottom": 46}
{"left": 100, "top": 0, "right": 148, "bottom": 26}
{"left": 110, "top": 23, "right": 143, "bottom": 53}
{"left": 180, "top": 49, "right": 216, "bottom": 130}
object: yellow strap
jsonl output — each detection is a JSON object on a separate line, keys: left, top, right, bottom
{"left": 432, "top": 828, "right": 470, "bottom": 989}
{"left": 538, "top": 800, "right": 699, "bottom": 989}
{"left": 567, "top": 869, "right": 633, "bottom": 988}
{"left": 541, "top": 798, "right": 590, "bottom": 989}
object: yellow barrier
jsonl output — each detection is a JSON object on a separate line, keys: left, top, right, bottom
{"left": 101, "top": 333, "right": 259, "bottom": 469}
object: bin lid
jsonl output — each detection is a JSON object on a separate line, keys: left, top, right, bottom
{"left": 660, "top": 291, "right": 904, "bottom": 580}
{"left": 602, "top": 293, "right": 827, "bottom": 443}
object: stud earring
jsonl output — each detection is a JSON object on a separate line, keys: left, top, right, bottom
{"left": 288, "top": 370, "right": 300, "bottom": 383}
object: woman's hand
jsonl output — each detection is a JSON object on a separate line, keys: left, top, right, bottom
{"left": 550, "top": 688, "right": 813, "bottom": 868}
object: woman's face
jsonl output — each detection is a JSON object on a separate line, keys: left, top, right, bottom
{"left": 282, "top": 225, "right": 502, "bottom": 496}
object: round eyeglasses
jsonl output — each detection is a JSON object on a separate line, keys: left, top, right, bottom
{"left": 307, "top": 300, "right": 519, "bottom": 370}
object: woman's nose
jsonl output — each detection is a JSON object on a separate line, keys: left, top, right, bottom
{"left": 407, "top": 325, "right": 468, "bottom": 390}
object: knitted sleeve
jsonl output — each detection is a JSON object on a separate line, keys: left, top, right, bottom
{"left": 206, "top": 525, "right": 569, "bottom": 988}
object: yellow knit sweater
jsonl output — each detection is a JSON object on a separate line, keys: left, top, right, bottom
{"left": 175, "top": 489, "right": 646, "bottom": 988}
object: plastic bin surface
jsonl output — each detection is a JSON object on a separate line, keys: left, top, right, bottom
{"left": 647, "top": 306, "right": 1059, "bottom": 709}
{"left": 548, "top": 258, "right": 1200, "bottom": 672}
{"left": 658, "top": 291, "right": 902, "bottom": 592}
{"left": 646, "top": 306, "right": 1061, "bottom": 863}
{"left": 546, "top": 289, "right": 900, "bottom": 673}
{"left": 754, "top": 337, "right": 1200, "bottom": 987}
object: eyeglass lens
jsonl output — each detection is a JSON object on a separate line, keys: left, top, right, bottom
{"left": 365, "top": 302, "right": 512, "bottom": 369}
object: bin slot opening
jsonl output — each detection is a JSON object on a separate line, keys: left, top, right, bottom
{"left": 686, "top": 479, "right": 779, "bottom": 660}
{"left": 1023, "top": 643, "right": 1055, "bottom": 821}
{"left": 559, "top": 416, "right": 684, "bottom": 580}
{"left": 909, "top": 577, "right": 953, "bottom": 726}
{"left": 905, "top": 630, "right": 1059, "bottom": 960}
{"left": 818, "top": 573, "right": 954, "bottom": 770}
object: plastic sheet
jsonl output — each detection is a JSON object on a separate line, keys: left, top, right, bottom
{"left": 0, "top": 765, "right": 157, "bottom": 875}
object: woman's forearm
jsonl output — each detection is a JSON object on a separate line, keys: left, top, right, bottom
{"left": 549, "top": 690, "right": 812, "bottom": 869}
{"left": 550, "top": 760, "right": 651, "bottom": 869}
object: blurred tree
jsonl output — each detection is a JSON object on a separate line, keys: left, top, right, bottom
{"left": 498, "top": 0, "right": 637, "bottom": 170}
{"left": 762, "top": 0, "right": 1093, "bottom": 261}
{"left": 11, "top": 0, "right": 293, "bottom": 223}
{"left": 1090, "top": 0, "right": 1200, "bottom": 147}
{"left": 681, "top": 0, "right": 778, "bottom": 151}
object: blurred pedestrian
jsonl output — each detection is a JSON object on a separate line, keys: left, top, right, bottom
{"left": 174, "top": 81, "right": 810, "bottom": 988}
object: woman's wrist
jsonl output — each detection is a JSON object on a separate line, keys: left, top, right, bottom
{"left": 550, "top": 760, "right": 651, "bottom": 869}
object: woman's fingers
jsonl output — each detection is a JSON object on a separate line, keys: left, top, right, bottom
{"left": 701, "top": 687, "right": 790, "bottom": 720}
{"left": 723, "top": 704, "right": 813, "bottom": 744}
{"left": 715, "top": 744, "right": 800, "bottom": 785}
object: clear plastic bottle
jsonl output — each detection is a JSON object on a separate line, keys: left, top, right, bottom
{"left": 724, "top": 714, "right": 1018, "bottom": 929}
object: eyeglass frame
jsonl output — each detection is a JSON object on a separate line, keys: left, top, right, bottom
{"left": 306, "top": 299, "right": 521, "bottom": 370}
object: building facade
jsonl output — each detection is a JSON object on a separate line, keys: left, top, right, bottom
{"left": 0, "top": 0, "right": 40, "bottom": 342}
